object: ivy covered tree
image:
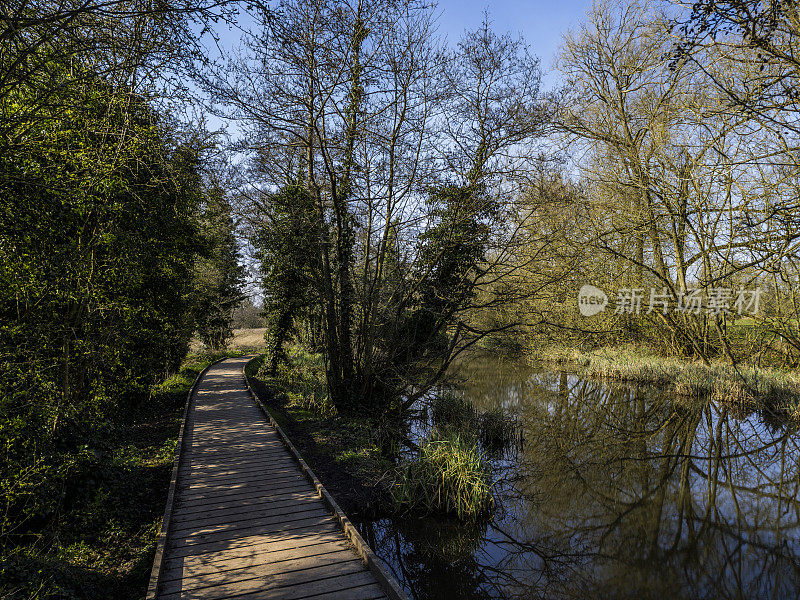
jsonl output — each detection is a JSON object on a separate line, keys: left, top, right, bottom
{"left": 254, "top": 183, "right": 321, "bottom": 374}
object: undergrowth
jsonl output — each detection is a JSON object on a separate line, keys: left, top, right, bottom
{"left": 1, "top": 350, "right": 229, "bottom": 599}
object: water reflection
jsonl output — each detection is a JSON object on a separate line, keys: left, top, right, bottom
{"left": 358, "top": 355, "right": 800, "bottom": 599}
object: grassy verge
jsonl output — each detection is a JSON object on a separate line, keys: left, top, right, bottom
{"left": 536, "top": 344, "right": 800, "bottom": 418}
{"left": 0, "top": 349, "right": 241, "bottom": 600}
{"left": 245, "top": 349, "right": 394, "bottom": 518}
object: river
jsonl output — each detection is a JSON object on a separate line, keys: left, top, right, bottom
{"left": 356, "top": 353, "right": 800, "bottom": 599}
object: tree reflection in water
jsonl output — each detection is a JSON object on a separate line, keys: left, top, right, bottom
{"left": 358, "top": 356, "right": 800, "bottom": 600}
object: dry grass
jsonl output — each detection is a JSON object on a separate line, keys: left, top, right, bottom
{"left": 190, "top": 328, "right": 267, "bottom": 352}
{"left": 536, "top": 344, "right": 800, "bottom": 419}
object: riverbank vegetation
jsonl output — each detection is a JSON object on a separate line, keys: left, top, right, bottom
{"left": 497, "top": 0, "right": 800, "bottom": 380}
{"left": 236, "top": 0, "right": 800, "bottom": 521}
{"left": 431, "top": 393, "right": 519, "bottom": 455}
{"left": 537, "top": 344, "right": 800, "bottom": 419}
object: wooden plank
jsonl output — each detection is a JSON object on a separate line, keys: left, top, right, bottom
{"left": 168, "top": 505, "right": 329, "bottom": 536}
{"left": 178, "top": 475, "right": 306, "bottom": 497}
{"left": 171, "top": 494, "right": 324, "bottom": 524}
{"left": 178, "top": 470, "right": 302, "bottom": 489}
{"left": 172, "top": 490, "right": 314, "bottom": 517}
{"left": 152, "top": 358, "right": 404, "bottom": 600}
{"left": 159, "top": 548, "right": 362, "bottom": 594}
{"left": 185, "top": 460, "right": 299, "bottom": 476}
{"left": 168, "top": 514, "right": 337, "bottom": 549}
{"left": 159, "top": 561, "right": 369, "bottom": 600}
{"left": 170, "top": 501, "right": 326, "bottom": 531}
{"left": 228, "top": 571, "right": 384, "bottom": 600}
{"left": 164, "top": 522, "right": 343, "bottom": 559}
{"left": 273, "top": 583, "right": 388, "bottom": 600}
{"left": 187, "top": 448, "right": 291, "bottom": 459}
{"left": 179, "top": 470, "right": 303, "bottom": 490}
{"left": 175, "top": 480, "right": 313, "bottom": 504}
{"left": 163, "top": 539, "right": 353, "bottom": 574}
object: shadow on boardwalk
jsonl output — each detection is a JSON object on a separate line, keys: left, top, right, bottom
{"left": 153, "top": 358, "right": 391, "bottom": 600}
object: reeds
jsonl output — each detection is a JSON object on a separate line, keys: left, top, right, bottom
{"left": 393, "top": 434, "right": 494, "bottom": 520}
{"left": 430, "top": 392, "right": 518, "bottom": 453}
{"left": 538, "top": 345, "right": 800, "bottom": 420}
{"left": 478, "top": 408, "right": 518, "bottom": 453}
{"left": 431, "top": 392, "right": 478, "bottom": 431}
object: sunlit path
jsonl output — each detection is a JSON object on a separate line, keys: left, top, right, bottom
{"left": 150, "top": 357, "right": 397, "bottom": 600}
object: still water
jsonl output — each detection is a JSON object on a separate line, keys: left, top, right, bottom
{"left": 357, "top": 355, "right": 800, "bottom": 600}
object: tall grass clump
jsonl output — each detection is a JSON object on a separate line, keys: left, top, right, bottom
{"left": 536, "top": 345, "right": 593, "bottom": 366}
{"left": 478, "top": 408, "right": 518, "bottom": 453}
{"left": 430, "top": 391, "right": 518, "bottom": 453}
{"left": 581, "top": 347, "right": 682, "bottom": 384}
{"left": 674, "top": 364, "right": 715, "bottom": 396}
{"left": 430, "top": 392, "right": 478, "bottom": 432}
{"left": 393, "top": 434, "right": 494, "bottom": 520}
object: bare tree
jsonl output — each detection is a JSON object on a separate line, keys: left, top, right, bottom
{"left": 209, "top": 2, "right": 550, "bottom": 412}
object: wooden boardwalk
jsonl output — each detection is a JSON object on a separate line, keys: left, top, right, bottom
{"left": 149, "top": 357, "right": 396, "bottom": 600}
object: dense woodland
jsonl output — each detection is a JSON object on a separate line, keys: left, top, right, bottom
{"left": 1, "top": 0, "right": 799, "bottom": 596}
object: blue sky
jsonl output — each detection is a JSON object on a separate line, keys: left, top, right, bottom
{"left": 209, "top": 0, "right": 594, "bottom": 83}
{"left": 432, "top": 0, "right": 593, "bottom": 79}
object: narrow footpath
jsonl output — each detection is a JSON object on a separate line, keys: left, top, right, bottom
{"left": 152, "top": 357, "right": 392, "bottom": 600}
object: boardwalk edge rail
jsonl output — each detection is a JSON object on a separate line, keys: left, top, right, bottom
{"left": 243, "top": 356, "right": 410, "bottom": 600}
{"left": 145, "top": 356, "right": 228, "bottom": 600}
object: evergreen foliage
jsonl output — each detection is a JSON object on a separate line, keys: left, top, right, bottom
{"left": 193, "top": 186, "right": 245, "bottom": 350}
{"left": 0, "top": 68, "right": 203, "bottom": 556}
